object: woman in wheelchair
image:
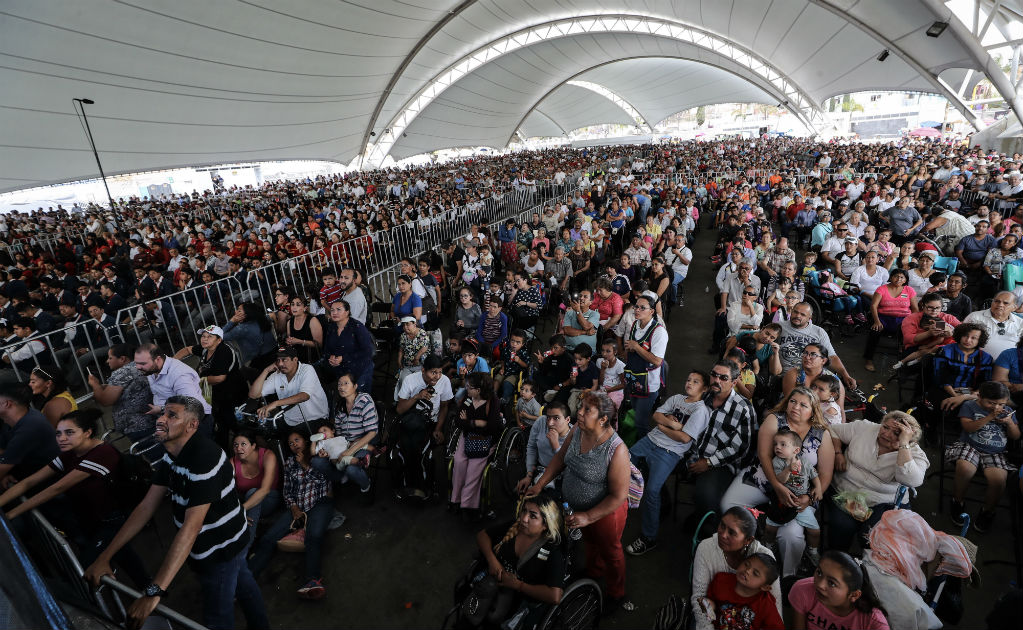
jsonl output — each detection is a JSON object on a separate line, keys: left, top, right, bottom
{"left": 463, "top": 493, "right": 568, "bottom": 628}
{"left": 450, "top": 371, "right": 503, "bottom": 519}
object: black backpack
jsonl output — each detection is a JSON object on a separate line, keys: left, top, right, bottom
{"left": 111, "top": 451, "right": 154, "bottom": 512}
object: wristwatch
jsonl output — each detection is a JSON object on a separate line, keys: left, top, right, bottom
{"left": 144, "top": 583, "right": 168, "bottom": 598}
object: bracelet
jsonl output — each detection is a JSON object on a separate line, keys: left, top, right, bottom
{"left": 898, "top": 444, "right": 912, "bottom": 450}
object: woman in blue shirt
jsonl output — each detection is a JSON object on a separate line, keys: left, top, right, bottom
{"left": 391, "top": 274, "right": 422, "bottom": 323}
{"left": 321, "top": 300, "right": 376, "bottom": 394}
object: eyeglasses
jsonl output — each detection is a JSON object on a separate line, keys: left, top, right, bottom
{"left": 997, "top": 321, "right": 1007, "bottom": 335}
{"left": 709, "top": 372, "right": 731, "bottom": 381}
{"left": 634, "top": 305, "right": 653, "bottom": 311}
{"left": 802, "top": 351, "right": 824, "bottom": 358}
{"left": 743, "top": 291, "right": 758, "bottom": 297}
{"left": 836, "top": 228, "right": 848, "bottom": 233}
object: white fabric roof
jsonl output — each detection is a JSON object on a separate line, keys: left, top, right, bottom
{"left": 0, "top": 0, "right": 1000, "bottom": 192}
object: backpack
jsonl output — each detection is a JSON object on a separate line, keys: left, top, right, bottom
{"left": 111, "top": 451, "right": 153, "bottom": 512}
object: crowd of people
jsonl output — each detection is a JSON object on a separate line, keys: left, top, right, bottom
{"left": 0, "top": 137, "right": 1021, "bottom": 630}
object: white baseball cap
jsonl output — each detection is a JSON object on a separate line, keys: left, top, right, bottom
{"left": 197, "top": 325, "right": 224, "bottom": 338}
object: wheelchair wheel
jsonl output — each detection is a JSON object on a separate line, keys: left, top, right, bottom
{"left": 804, "top": 294, "right": 825, "bottom": 327}
{"left": 495, "top": 426, "right": 527, "bottom": 497}
{"left": 538, "top": 578, "right": 602, "bottom": 630}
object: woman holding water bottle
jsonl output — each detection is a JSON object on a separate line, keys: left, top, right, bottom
{"left": 527, "top": 391, "right": 633, "bottom": 613}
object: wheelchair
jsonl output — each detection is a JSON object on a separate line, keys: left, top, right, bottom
{"left": 803, "top": 269, "right": 863, "bottom": 337}
{"left": 441, "top": 543, "right": 602, "bottom": 630}
{"left": 444, "top": 394, "right": 533, "bottom": 500}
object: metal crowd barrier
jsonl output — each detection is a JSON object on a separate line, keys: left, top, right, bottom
{"left": 0, "top": 315, "right": 123, "bottom": 403}
{"left": 25, "top": 508, "right": 208, "bottom": 630}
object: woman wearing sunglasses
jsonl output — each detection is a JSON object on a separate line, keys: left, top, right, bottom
{"left": 726, "top": 285, "right": 765, "bottom": 336}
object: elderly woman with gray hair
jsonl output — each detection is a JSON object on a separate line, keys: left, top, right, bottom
{"left": 824, "top": 411, "right": 929, "bottom": 552}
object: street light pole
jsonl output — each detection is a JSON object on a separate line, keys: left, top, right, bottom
{"left": 72, "top": 98, "right": 117, "bottom": 211}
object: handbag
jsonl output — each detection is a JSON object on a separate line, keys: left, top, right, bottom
{"left": 627, "top": 462, "right": 645, "bottom": 509}
{"left": 277, "top": 528, "right": 306, "bottom": 552}
{"left": 463, "top": 432, "right": 492, "bottom": 459}
{"left": 199, "top": 376, "right": 214, "bottom": 405}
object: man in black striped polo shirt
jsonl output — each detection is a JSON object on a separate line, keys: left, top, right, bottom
{"left": 85, "top": 395, "right": 268, "bottom": 630}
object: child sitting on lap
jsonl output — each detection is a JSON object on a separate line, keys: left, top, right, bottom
{"left": 698, "top": 553, "right": 784, "bottom": 630}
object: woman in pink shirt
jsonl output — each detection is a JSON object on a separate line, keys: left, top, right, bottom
{"left": 864, "top": 268, "right": 918, "bottom": 372}
{"left": 790, "top": 550, "right": 889, "bottom": 629}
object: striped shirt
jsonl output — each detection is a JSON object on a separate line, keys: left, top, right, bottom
{"left": 49, "top": 442, "right": 121, "bottom": 531}
{"left": 319, "top": 283, "right": 344, "bottom": 307}
{"left": 333, "top": 392, "right": 379, "bottom": 442}
{"left": 152, "top": 434, "right": 248, "bottom": 566}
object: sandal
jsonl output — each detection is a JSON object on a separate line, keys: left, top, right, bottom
{"left": 863, "top": 361, "right": 876, "bottom": 372}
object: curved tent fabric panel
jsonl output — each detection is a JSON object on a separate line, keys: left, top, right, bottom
{"left": 518, "top": 111, "right": 567, "bottom": 139}
{"left": 573, "top": 58, "right": 779, "bottom": 128}
{"left": 533, "top": 84, "right": 638, "bottom": 133}
{"left": 388, "top": 32, "right": 804, "bottom": 160}
{"left": 0, "top": 0, "right": 1011, "bottom": 191}
{"left": 369, "top": 0, "right": 984, "bottom": 140}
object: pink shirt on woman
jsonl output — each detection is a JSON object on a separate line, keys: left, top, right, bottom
{"left": 789, "top": 579, "right": 890, "bottom": 630}
{"left": 876, "top": 284, "right": 915, "bottom": 317}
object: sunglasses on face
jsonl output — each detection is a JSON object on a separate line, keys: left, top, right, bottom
{"left": 709, "top": 372, "right": 731, "bottom": 381}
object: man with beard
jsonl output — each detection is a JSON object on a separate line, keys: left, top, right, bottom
{"left": 85, "top": 395, "right": 269, "bottom": 630}
{"left": 776, "top": 303, "right": 857, "bottom": 390}
{"left": 338, "top": 267, "right": 367, "bottom": 324}
{"left": 686, "top": 361, "right": 756, "bottom": 526}
{"left": 134, "top": 343, "right": 213, "bottom": 436}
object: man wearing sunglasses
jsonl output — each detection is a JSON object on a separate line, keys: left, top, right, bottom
{"left": 687, "top": 361, "right": 756, "bottom": 525}
{"left": 964, "top": 291, "right": 1023, "bottom": 359}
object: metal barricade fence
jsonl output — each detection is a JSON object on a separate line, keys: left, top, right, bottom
{"left": 365, "top": 183, "right": 580, "bottom": 308}
{"left": 25, "top": 508, "right": 208, "bottom": 630}
{"left": 0, "top": 316, "right": 124, "bottom": 403}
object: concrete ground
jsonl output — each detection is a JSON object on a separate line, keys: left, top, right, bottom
{"left": 133, "top": 222, "right": 1020, "bottom": 629}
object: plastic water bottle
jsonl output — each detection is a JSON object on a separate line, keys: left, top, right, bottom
{"left": 562, "top": 502, "right": 583, "bottom": 541}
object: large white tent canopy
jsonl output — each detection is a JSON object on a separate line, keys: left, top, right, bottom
{"left": 1, "top": 0, "right": 1021, "bottom": 193}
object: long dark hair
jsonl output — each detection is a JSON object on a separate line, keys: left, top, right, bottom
{"left": 820, "top": 550, "right": 887, "bottom": 617}
{"left": 240, "top": 301, "right": 272, "bottom": 332}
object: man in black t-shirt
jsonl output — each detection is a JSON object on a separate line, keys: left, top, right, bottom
{"left": 85, "top": 395, "right": 268, "bottom": 630}
{"left": 0, "top": 383, "right": 59, "bottom": 487}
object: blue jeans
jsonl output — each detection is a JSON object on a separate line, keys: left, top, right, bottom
{"left": 197, "top": 547, "right": 269, "bottom": 630}
{"left": 309, "top": 449, "right": 371, "bottom": 490}
{"left": 248, "top": 497, "right": 333, "bottom": 581}
{"left": 629, "top": 437, "right": 682, "bottom": 540}
{"left": 355, "top": 368, "right": 373, "bottom": 396}
{"left": 243, "top": 488, "right": 282, "bottom": 543}
{"left": 628, "top": 394, "right": 659, "bottom": 441}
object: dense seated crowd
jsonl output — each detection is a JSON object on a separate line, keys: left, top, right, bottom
{"left": 0, "top": 138, "right": 1021, "bottom": 630}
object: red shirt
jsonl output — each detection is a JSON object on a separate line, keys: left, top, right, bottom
{"left": 706, "top": 572, "right": 784, "bottom": 630}
{"left": 591, "top": 291, "right": 623, "bottom": 322}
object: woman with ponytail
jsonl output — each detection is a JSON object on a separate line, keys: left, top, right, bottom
{"left": 471, "top": 493, "right": 567, "bottom": 625}
{"left": 790, "top": 549, "right": 890, "bottom": 629}
{"left": 691, "top": 506, "right": 782, "bottom": 629}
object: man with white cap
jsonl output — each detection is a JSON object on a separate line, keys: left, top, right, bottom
{"left": 174, "top": 325, "right": 245, "bottom": 445}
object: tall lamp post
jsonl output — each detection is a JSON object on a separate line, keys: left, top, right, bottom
{"left": 72, "top": 98, "right": 116, "bottom": 211}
